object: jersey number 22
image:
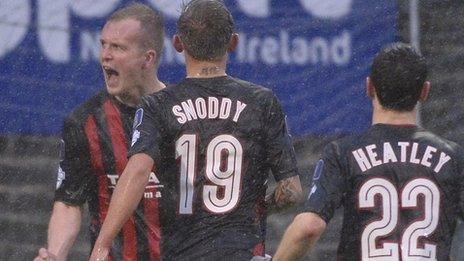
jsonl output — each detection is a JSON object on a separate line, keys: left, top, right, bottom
{"left": 359, "top": 177, "right": 440, "bottom": 261}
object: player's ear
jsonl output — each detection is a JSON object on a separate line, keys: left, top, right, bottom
{"left": 228, "top": 33, "right": 239, "bottom": 52}
{"left": 419, "top": 81, "right": 431, "bottom": 102}
{"left": 173, "top": 35, "right": 184, "bottom": 53}
{"left": 366, "top": 77, "right": 376, "bottom": 99}
{"left": 143, "top": 50, "right": 156, "bottom": 69}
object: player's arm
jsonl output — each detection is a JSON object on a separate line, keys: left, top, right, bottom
{"left": 266, "top": 175, "right": 303, "bottom": 213}
{"left": 274, "top": 143, "right": 345, "bottom": 260}
{"left": 35, "top": 119, "right": 90, "bottom": 261}
{"left": 34, "top": 202, "right": 83, "bottom": 261}
{"left": 90, "top": 153, "right": 153, "bottom": 261}
{"left": 273, "top": 212, "right": 326, "bottom": 261}
{"left": 264, "top": 93, "right": 303, "bottom": 213}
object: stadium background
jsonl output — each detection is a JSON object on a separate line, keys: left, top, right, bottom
{"left": 0, "top": 0, "right": 463, "bottom": 259}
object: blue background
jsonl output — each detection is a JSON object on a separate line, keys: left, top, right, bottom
{"left": 0, "top": 0, "right": 397, "bottom": 136}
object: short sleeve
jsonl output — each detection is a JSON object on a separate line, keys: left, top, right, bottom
{"left": 128, "top": 95, "right": 165, "bottom": 164}
{"left": 264, "top": 93, "right": 298, "bottom": 181}
{"left": 304, "top": 142, "right": 346, "bottom": 223}
{"left": 460, "top": 172, "right": 464, "bottom": 219}
{"left": 54, "top": 117, "right": 96, "bottom": 206}
{"left": 458, "top": 154, "right": 464, "bottom": 219}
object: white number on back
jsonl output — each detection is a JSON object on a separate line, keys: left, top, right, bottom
{"left": 359, "top": 178, "right": 440, "bottom": 261}
{"left": 176, "top": 134, "right": 243, "bottom": 214}
{"left": 359, "top": 178, "right": 399, "bottom": 260}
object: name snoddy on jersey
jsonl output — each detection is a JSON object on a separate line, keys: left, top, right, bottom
{"left": 172, "top": 97, "right": 247, "bottom": 124}
{"left": 352, "top": 142, "right": 451, "bottom": 173}
{"left": 107, "top": 172, "right": 164, "bottom": 199}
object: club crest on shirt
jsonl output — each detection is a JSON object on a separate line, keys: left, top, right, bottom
{"left": 131, "top": 130, "right": 140, "bottom": 147}
{"left": 308, "top": 184, "right": 318, "bottom": 200}
{"left": 56, "top": 166, "right": 66, "bottom": 189}
{"left": 59, "top": 139, "right": 65, "bottom": 161}
{"left": 133, "top": 108, "right": 144, "bottom": 130}
{"left": 312, "top": 159, "right": 324, "bottom": 181}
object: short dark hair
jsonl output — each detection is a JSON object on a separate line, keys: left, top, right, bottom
{"left": 108, "top": 3, "right": 165, "bottom": 66}
{"left": 370, "top": 43, "right": 428, "bottom": 111}
{"left": 177, "top": 0, "right": 235, "bottom": 61}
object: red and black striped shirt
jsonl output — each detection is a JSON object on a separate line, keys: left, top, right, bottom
{"left": 55, "top": 90, "right": 162, "bottom": 260}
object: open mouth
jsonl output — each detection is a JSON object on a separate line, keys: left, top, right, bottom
{"left": 103, "top": 66, "right": 119, "bottom": 79}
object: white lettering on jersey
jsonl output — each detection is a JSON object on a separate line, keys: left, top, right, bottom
{"left": 219, "top": 98, "right": 232, "bottom": 119}
{"left": 173, "top": 97, "right": 247, "bottom": 124}
{"left": 365, "top": 144, "right": 381, "bottom": 167}
{"left": 352, "top": 142, "right": 452, "bottom": 173}
{"left": 172, "top": 105, "right": 187, "bottom": 124}
{"left": 233, "top": 101, "right": 247, "bottom": 122}
{"left": 208, "top": 97, "right": 219, "bottom": 118}
{"left": 383, "top": 142, "right": 398, "bottom": 163}
{"left": 421, "top": 146, "right": 437, "bottom": 167}
{"left": 352, "top": 148, "right": 372, "bottom": 172}
{"left": 398, "top": 142, "right": 410, "bottom": 162}
{"left": 434, "top": 152, "right": 451, "bottom": 173}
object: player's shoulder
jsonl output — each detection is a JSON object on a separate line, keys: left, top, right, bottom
{"left": 228, "top": 76, "right": 275, "bottom": 97}
{"left": 140, "top": 84, "right": 173, "bottom": 107}
{"left": 64, "top": 90, "right": 109, "bottom": 127}
{"left": 328, "top": 125, "right": 464, "bottom": 158}
{"left": 414, "top": 128, "right": 464, "bottom": 156}
{"left": 323, "top": 133, "right": 365, "bottom": 158}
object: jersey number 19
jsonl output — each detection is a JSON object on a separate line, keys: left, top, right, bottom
{"left": 176, "top": 134, "right": 243, "bottom": 214}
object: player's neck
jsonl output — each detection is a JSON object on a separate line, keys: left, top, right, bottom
{"left": 116, "top": 78, "right": 165, "bottom": 107}
{"left": 185, "top": 55, "right": 227, "bottom": 78}
{"left": 372, "top": 106, "right": 417, "bottom": 126}
{"left": 145, "top": 77, "right": 166, "bottom": 94}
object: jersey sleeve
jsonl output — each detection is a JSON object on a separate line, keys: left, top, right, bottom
{"left": 460, "top": 171, "right": 464, "bottom": 219}
{"left": 128, "top": 95, "right": 164, "bottom": 164}
{"left": 304, "top": 142, "right": 346, "bottom": 223}
{"left": 263, "top": 93, "right": 298, "bottom": 182}
{"left": 54, "top": 117, "right": 96, "bottom": 206}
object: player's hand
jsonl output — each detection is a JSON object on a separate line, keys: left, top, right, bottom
{"left": 89, "top": 245, "right": 110, "bottom": 261}
{"left": 33, "top": 248, "right": 57, "bottom": 261}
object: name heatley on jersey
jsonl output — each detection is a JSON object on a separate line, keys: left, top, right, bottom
{"left": 352, "top": 142, "right": 451, "bottom": 173}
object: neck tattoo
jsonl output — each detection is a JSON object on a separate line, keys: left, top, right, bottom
{"left": 199, "top": 66, "right": 222, "bottom": 76}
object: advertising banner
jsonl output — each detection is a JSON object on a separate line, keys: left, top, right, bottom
{"left": 0, "top": 0, "right": 397, "bottom": 135}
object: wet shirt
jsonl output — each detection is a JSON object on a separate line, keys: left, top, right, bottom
{"left": 55, "top": 90, "right": 162, "bottom": 261}
{"left": 129, "top": 76, "right": 298, "bottom": 260}
{"left": 306, "top": 124, "right": 464, "bottom": 261}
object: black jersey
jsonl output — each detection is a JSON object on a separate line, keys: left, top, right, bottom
{"left": 129, "top": 76, "right": 298, "bottom": 260}
{"left": 305, "top": 124, "right": 464, "bottom": 261}
{"left": 54, "top": 91, "right": 162, "bottom": 260}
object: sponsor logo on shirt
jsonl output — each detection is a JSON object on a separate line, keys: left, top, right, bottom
{"left": 107, "top": 171, "right": 163, "bottom": 199}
